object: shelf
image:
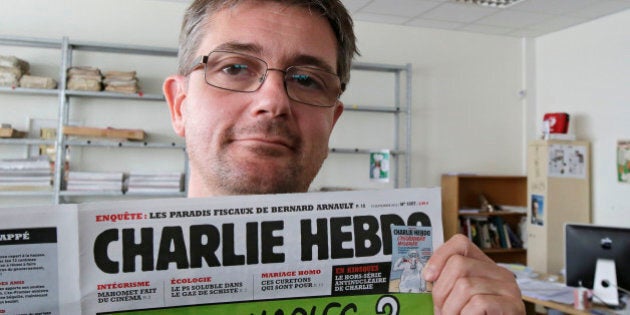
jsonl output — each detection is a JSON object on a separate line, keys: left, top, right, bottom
{"left": 442, "top": 174, "right": 527, "bottom": 264}
{"left": 0, "top": 86, "right": 59, "bottom": 96}
{"left": 59, "top": 190, "right": 186, "bottom": 197}
{"left": 0, "top": 190, "right": 54, "bottom": 197}
{"left": 344, "top": 105, "right": 400, "bottom": 113}
{"left": 65, "top": 139, "right": 185, "bottom": 149}
{"left": 330, "top": 147, "right": 404, "bottom": 155}
{"left": 69, "top": 40, "right": 177, "bottom": 57}
{"left": 352, "top": 62, "right": 408, "bottom": 72}
{"left": 0, "top": 138, "right": 55, "bottom": 146}
{"left": 0, "top": 35, "right": 185, "bottom": 205}
{"left": 482, "top": 248, "right": 526, "bottom": 254}
{"left": 0, "top": 35, "right": 61, "bottom": 49}
{"left": 65, "top": 90, "right": 165, "bottom": 101}
{"left": 458, "top": 211, "right": 526, "bottom": 218}
{"left": 124, "top": 191, "right": 186, "bottom": 197}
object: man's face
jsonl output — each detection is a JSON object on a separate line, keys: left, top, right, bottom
{"left": 166, "top": 2, "right": 344, "bottom": 196}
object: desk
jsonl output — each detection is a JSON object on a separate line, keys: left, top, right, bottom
{"left": 523, "top": 294, "right": 589, "bottom": 315}
{"left": 507, "top": 265, "right": 629, "bottom": 315}
{"left": 523, "top": 295, "right": 629, "bottom": 315}
{"left": 522, "top": 288, "right": 630, "bottom": 315}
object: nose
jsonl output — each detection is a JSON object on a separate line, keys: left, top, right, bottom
{"left": 250, "top": 68, "right": 292, "bottom": 117}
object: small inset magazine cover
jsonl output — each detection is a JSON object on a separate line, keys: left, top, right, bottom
{"left": 389, "top": 225, "right": 433, "bottom": 293}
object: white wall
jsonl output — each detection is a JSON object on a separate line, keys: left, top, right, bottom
{"left": 349, "top": 22, "right": 525, "bottom": 188}
{"left": 0, "top": 0, "right": 525, "bottom": 205}
{"left": 534, "top": 10, "right": 630, "bottom": 227}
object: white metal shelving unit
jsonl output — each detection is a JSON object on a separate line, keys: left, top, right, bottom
{"left": 338, "top": 61, "right": 412, "bottom": 188}
{"left": 1, "top": 35, "right": 411, "bottom": 205}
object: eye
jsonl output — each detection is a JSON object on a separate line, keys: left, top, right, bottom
{"left": 222, "top": 63, "right": 249, "bottom": 76}
{"left": 207, "top": 54, "right": 263, "bottom": 80}
{"left": 288, "top": 72, "right": 325, "bottom": 91}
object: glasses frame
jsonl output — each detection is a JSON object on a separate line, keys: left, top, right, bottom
{"left": 187, "top": 50, "right": 343, "bottom": 108}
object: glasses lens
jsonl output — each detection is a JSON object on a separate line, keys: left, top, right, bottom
{"left": 204, "top": 51, "right": 267, "bottom": 92}
{"left": 285, "top": 66, "right": 341, "bottom": 107}
{"left": 202, "top": 51, "right": 341, "bottom": 107}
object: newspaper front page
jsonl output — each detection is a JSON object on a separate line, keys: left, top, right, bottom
{"left": 1, "top": 187, "right": 442, "bottom": 314}
{"left": 0, "top": 205, "right": 81, "bottom": 314}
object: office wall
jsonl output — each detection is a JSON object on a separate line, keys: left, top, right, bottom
{"left": 347, "top": 22, "right": 525, "bottom": 188}
{"left": 535, "top": 10, "right": 630, "bottom": 227}
{"left": 0, "top": 0, "right": 525, "bottom": 203}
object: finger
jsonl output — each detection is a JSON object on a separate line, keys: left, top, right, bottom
{"left": 433, "top": 254, "right": 516, "bottom": 291}
{"left": 430, "top": 255, "right": 518, "bottom": 309}
{"left": 423, "top": 234, "right": 493, "bottom": 282}
{"left": 447, "top": 293, "right": 525, "bottom": 315}
{"left": 440, "top": 276, "right": 523, "bottom": 315}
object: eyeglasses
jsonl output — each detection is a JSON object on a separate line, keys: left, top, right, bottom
{"left": 187, "top": 50, "right": 342, "bottom": 108}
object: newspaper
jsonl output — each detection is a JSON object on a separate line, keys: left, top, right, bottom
{"left": 0, "top": 187, "right": 442, "bottom": 314}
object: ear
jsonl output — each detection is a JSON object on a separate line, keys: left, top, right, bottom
{"left": 163, "top": 75, "right": 187, "bottom": 137}
{"left": 331, "top": 100, "right": 344, "bottom": 128}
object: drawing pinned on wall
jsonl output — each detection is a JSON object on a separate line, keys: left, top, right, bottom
{"left": 369, "top": 150, "right": 390, "bottom": 182}
{"left": 618, "top": 140, "right": 630, "bottom": 184}
{"left": 548, "top": 144, "right": 587, "bottom": 178}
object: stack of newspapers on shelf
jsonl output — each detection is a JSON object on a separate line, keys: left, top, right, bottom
{"left": 0, "top": 54, "right": 57, "bottom": 89}
{"left": 66, "top": 66, "right": 102, "bottom": 91}
{"left": 103, "top": 70, "right": 139, "bottom": 94}
{"left": 0, "top": 156, "right": 53, "bottom": 191}
{"left": 65, "top": 171, "right": 124, "bottom": 193}
{"left": 125, "top": 172, "right": 183, "bottom": 194}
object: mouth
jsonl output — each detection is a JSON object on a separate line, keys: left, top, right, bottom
{"left": 235, "top": 137, "right": 294, "bottom": 150}
{"left": 229, "top": 135, "right": 299, "bottom": 157}
{"left": 225, "top": 122, "right": 300, "bottom": 155}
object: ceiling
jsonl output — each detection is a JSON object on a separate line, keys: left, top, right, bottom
{"left": 342, "top": 0, "right": 630, "bottom": 37}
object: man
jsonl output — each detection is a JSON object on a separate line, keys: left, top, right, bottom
{"left": 163, "top": 0, "right": 524, "bottom": 313}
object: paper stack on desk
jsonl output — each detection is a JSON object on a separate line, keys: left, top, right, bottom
{"left": 498, "top": 263, "right": 574, "bottom": 305}
{"left": 517, "top": 277, "right": 574, "bottom": 304}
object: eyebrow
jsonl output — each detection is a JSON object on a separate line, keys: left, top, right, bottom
{"left": 213, "top": 41, "right": 263, "bottom": 55}
{"left": 211, "top": 41, "right": 337, "bottom": 74}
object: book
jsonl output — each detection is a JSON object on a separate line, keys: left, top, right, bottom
{"left": 487, "top": 221, "right": 501, "bottom": 249}
{"left": 503, "top": 224, "right": 512, "bottom": 248}
{"left": 469, "top": 217, "right": 492, "bottom": 249}
{"left": 490, "top": 216, "right": 509, "bottom": 248}
{"left": 505, "top": 224, "right": 523, "bottom": 248}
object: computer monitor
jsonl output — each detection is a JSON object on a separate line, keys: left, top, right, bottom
{"left": 565, "top": 223, "right": 630, "bottom": 306}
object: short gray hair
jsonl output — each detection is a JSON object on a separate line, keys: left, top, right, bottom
{"left": 177, "top": 0, "right": 359, "bottom": 91}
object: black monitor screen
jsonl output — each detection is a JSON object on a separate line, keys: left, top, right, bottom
{"left": 565, "top": 223, "right": 630, "bottom": 290}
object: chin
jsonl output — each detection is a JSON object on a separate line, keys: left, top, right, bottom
{"left": 220, "top": 162, "right": 304, "bottom": 195}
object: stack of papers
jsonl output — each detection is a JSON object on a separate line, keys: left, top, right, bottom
{"left": 0, "top": 156, "right": 53, "bottom": 191}
{"left": 517, "top": 277, "right": 574, "bottom": 304}
{"left": 498, "top": 263, "right": 574, "bottom": 305}
{"left": 65, "top": 171, "right": 124, "bottom": 192}
{"left": 125, "top": 172, "right": 183, "bottom": 194}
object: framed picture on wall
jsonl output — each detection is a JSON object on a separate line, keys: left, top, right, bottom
{"left": 369, "top": 150, "right": 390, "bottom": 183}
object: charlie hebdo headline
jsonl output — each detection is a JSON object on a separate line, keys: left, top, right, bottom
{"left": 1, "top": 187, "right": 442, "bottom": 314}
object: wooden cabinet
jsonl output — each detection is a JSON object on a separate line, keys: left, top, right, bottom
{"left": 441, "top": 174, "right": 527, "bottom": 264}
{"left": 526, "top": 140, "right": 591, "bottom": 274}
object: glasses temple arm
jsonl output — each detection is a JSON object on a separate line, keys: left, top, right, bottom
{"left": 184, "top": 55, "right": 207, "bottom": 75}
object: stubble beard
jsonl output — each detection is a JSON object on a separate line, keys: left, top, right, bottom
{"left": 189, "top": 120, "right": 327, "bottom": 195}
